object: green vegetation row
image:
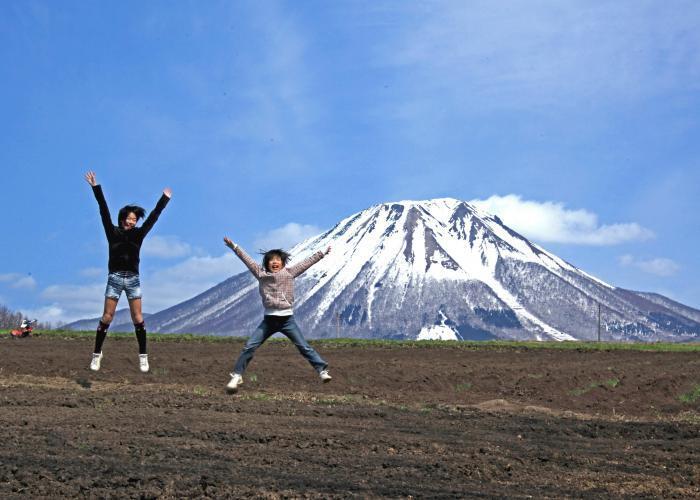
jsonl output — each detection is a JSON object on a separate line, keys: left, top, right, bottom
{"left": 5, "top": 329, "right": 700, "bottom": 352}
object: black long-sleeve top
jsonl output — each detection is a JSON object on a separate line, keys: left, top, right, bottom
{"left": 92, "top": 185, "right": 170, "bottom": 274}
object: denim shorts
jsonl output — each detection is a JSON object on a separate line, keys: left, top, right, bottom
{"left": 105, "top": 272, "right": 142, "bottom": 300}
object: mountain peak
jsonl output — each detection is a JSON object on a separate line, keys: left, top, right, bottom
{"left": 118, "top": 198, "right": 700, "bottom": 343}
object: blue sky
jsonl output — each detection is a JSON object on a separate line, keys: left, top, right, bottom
{"left": 1, "top": 0, "right": 699, "bottom": 324}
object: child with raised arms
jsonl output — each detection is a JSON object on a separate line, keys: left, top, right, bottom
{"left": 223, "top": 236, "right": 332, "bottom": 393}
{"left": 85, "top": 171, "right": 171, "bottom": 373}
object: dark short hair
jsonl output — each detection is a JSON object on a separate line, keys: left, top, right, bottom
{"left": 261, "top": 249, "right": 291, "bottom": 271}
{"left": 118, "top": 205, "right": 146, "bottom": 225}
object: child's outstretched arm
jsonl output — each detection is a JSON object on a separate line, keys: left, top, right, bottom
{"left": 85, "top": 170, "right": 114, "bottom": 237}
{"left": 287, "top": 246, "right": 331, "bottom": 278}
{"left": 224, "top": 237, "right": 263, "bottom": 278}
{"left": 141, "top": 187, "right": 172, "bottom": 236}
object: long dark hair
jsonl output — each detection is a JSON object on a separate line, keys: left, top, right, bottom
{"left": 118, "top": 205, "right": 146, "bottom": 225}
{"left": 261, "top": 249, "right": 291, "bottom": 271}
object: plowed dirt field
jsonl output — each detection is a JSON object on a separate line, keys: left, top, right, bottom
{"left": 1, "top": 335, "right": 699, "bottom": 498}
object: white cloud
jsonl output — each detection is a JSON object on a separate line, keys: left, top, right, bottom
{"left": 138, "top": 2, "right": 321, "bottom": 168}
{"left": 382, "top": 1, "right": 700, "bottom": 110}
{"left": 28, "top": 250, "right": 245, "bottom": 323}
{"left": 471, "top": 194, "right": 654, "bottom": 245}
{"left": 222, "top": 3, "right": 318, "bottom": 143}
{"left": 33, "top": 252, "right": 245, "bottom": 323}
{"left": 140, "top": 252, "right": 244, "bottom": 312}
{"left": 619, "top": 255, "right": 680, "bottom": 277}
{"left": 0, "top": 273, "right": 37, "bottom": 290}
{"left": 12, "top": 276, "right": 37, "bottom": 290}
{"left": 19, "top": 305, "right": 67, "bottom": 324}
{"left": 141, "top": 235, "right": 193, "bottom": 259}
{"left": 41, "top": 283, "right": 104, "bottom": 303}
{"left": 208, "top": 4, "right": 327, "bottom": 180}
{"left": 80, "top": 267, "right": 104, "bottom": 278}
{"left": 39, "top": 283, "right": 106, "bottom": 322}
{"left": 253, "top": 222, "right": 322, "bottom": 251}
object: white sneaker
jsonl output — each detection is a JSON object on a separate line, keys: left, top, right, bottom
{"left": 226, "top": 373, "right": 243, "bottom": 393}
{"left": 139, "top": 354, "right": 150, "bottom": 373}
{"left": 90, "top": 352, "right": 103, "bottom": 372}
{"left": 319, "top": 369, "right": 332, "bottom": 383}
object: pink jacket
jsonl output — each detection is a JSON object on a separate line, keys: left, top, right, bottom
{"left": 233, "top": 246, "right": 325, "bottom": 311}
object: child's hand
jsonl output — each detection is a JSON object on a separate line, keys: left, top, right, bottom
{"left": 163, "top": 187, "right": 172, "bottom": 198}
{"left": 223, "top": 236, "right": 236, "bottom": 249}
{"left": 84, "top": 171, "right": 97, "bottom": 187}
{"left": 325, "top": 246, "right": 331, "bottom": 255}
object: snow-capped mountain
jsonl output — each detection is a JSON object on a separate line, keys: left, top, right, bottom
{"left": 114, "top": 198, "right": 700, "bottom": 342}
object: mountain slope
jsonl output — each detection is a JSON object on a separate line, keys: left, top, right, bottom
{"left": 129, "top": 198, "right": 700, "bottom": 342}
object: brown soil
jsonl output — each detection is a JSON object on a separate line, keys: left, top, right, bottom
{"left": 1, "top": 336, "right": 699, "bottom": 498}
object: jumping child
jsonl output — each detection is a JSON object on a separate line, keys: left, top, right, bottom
{"left": 85, "top": 171, "right": 171, "bottom": 373}
{"left": 223, "top": 236, "right": 332, "bottom": 393}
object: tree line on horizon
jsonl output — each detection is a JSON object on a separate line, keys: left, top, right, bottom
{"left": 0, "top": 304, "right": 54, "bottom": 330}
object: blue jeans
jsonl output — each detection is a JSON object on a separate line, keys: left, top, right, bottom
{"left": 233, "top": 315, "right": 328, "bottom": 375}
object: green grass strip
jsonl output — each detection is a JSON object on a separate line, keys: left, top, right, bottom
{"left": 5, "top": 329, "right": 699, "bottom": 352}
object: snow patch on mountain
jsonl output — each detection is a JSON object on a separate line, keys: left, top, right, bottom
{"left": 417, "top": 310, "right": 461, "bottom": 340}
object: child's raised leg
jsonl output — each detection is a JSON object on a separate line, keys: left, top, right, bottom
{"left": 232, "top": 317, "right": 277, "bottom": 375}
{"left": 279, "top": 316, "right": 328, "bottom": 374}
